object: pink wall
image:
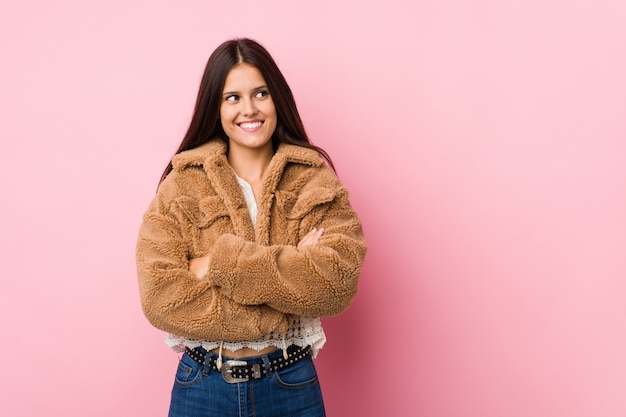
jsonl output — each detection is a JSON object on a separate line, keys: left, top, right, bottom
{"left": 1, "top": 0, "right": 625, "bottom": 416}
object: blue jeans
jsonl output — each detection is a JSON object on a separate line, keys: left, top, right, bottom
{"left": 168, "top": 347, "right": 326, "bottom": 417}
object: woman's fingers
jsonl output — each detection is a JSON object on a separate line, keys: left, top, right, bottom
{"left": 189, "top": 256, "right": 210, "bottom": 279}
{"left": 297, "top": 227, "right": 324, "bottom": 250}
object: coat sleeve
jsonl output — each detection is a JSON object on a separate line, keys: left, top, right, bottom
{"left": 135, "top": 176, "right": 290, "bottom": 341}
{"left": 206, "top": 185, "right": 367, "bottom": 317}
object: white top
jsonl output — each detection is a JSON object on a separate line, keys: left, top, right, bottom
{"left": 165, "top": 175, "right": 326, "bottom": 357}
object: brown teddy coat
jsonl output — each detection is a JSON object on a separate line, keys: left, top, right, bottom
{"left": 136, "top": 139, "right": 367, "bottom": 342}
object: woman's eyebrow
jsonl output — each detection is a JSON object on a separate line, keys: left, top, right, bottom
{"left": 222, "top": 85, "right": 268, "bottom": 96}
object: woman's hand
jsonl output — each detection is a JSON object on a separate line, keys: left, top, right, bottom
{"left": 189, "top": 255, "right": 210, "bottom": 279}
{"left": 297, "top": 227, "right": 324, "bottom": 250}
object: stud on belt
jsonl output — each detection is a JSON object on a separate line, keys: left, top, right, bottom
{"left": 184, "top": 345, "right": 312, "bottom": 383}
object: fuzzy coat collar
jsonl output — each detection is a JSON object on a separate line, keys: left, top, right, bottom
{"left": 171, "top": 139, "right": 324, "bottom": 173}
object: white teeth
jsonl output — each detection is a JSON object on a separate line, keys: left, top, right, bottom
{"left": 240, "top": 121, "right": 262, "bottom": 130}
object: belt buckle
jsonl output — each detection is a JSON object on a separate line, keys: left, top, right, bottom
{"left": 221, "top": 360, "right": 249, "bottom": 384}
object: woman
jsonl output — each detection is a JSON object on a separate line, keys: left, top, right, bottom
{"left": 136, "top": 38, "right": 367, "bottom": 417}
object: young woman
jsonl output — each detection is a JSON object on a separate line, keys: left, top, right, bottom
{"left": 136, "top": 38, "right": 367, "bottom": 417}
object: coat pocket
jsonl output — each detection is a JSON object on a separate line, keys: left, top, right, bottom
{"left": 174, "top": 195, "right": 232, "bottom": 256}
{"left": 174, "top": 195, "right": 230, "bottom": 228}
{"left": 275, "top": 187, "right": 337, "bottom": 220}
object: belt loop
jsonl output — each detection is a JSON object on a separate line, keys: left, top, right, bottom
{"left": 261, "top": 355, "right": 272, "bottom": 378}
{"left": 202, "top": 350, "right": 211, "bottom": 376}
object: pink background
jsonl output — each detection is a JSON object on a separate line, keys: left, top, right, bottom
{"left": 1, "top": 1, "right": 625, "bottom": 416}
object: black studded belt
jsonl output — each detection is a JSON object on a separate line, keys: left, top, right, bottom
{"left": 184, "top": 345, "right": 312, "bottom": 383}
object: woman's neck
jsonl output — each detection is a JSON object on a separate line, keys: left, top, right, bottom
{"left": 227, "top": 145, "right": 274, "bottom": 185}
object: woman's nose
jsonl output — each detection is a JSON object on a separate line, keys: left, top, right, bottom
{"left": 241, "top": 98, "right": 258, "bottom": 116}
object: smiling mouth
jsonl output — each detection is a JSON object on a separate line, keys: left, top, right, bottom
{"left": 238, "top": 121, "right": 263, "bottom": 131}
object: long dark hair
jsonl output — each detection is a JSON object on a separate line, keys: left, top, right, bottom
{"left": 159, "top": 38, "right": 334, "bottom": 184}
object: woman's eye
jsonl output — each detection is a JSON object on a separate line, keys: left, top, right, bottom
{"left": 255, "top": 91, "right": 268, "bottom": 99}
{"left": 225, "top": 95, "right": 238, "bottom": 102}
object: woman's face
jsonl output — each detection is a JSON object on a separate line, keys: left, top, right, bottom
{"left": 220, "top": 64, "right": 277, "bottom": 155}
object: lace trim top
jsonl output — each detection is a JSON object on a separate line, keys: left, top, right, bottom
{"left": 164, "top": 174, "right": 326, "bottom": 357}
{"left": 166, "top": 316, "right": 326, "bottom": 358}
